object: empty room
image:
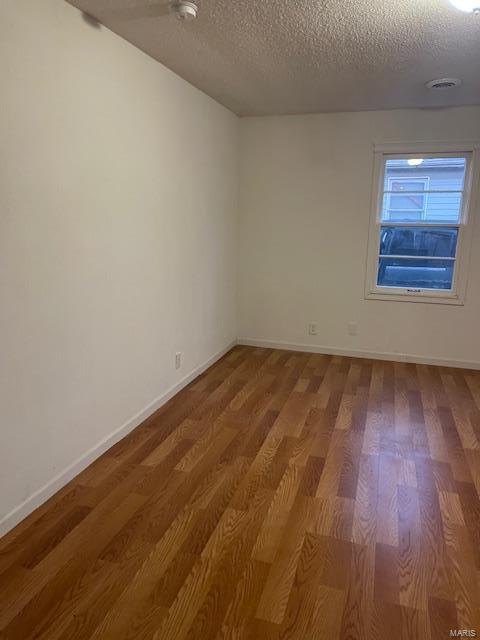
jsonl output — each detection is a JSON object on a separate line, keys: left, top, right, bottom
{"left": 1, "top": 0, "right": 480, "bottom": 638}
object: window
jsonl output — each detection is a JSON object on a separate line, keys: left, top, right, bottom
{"left": 384, "top": 177, "right": 429, "bottom": 221}
{"left": 365, "top": 142, "right": 480, "bottom": 304}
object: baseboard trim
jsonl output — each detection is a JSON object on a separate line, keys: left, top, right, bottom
{"left": 238, "top": 337, "right": 480, "bottom": 371}
{"left": 0, "top": 340, "right": 237, "bottom": 538}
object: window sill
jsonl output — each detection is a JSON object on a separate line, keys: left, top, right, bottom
{"left": 365, "top": 290, "right": 465, "bottom": 305}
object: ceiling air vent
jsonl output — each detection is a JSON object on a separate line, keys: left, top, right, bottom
{"left": 425, "top": 78, "right": 462, "bottom": 90}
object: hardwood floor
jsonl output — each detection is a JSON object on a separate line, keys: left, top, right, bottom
{"left": 1, "top": 346, "right": 479, "bottom": 639}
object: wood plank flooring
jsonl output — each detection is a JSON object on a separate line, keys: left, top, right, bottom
{"left": 1, "top": 346, "right": 479, "bottom": 639}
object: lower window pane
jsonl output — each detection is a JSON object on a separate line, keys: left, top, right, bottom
{"left": 380, "top": 226, "right": 458, "bottom": 257}
{"left": 377, "top": 258, "right": 454, "bottom": 290}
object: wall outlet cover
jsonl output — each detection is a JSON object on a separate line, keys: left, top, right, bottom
{"left": 348, "top": 322, "right": 358, "bottom": 336}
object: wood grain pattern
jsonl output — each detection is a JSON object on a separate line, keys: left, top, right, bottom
{"left": 1, "top": 346, "right": 480, "bottom": 639}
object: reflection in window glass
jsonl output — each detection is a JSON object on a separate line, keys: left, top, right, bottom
{"left": 377, "top": 258, "right": 454, "bottom": 290}
{"left": 379, "top": 227, "right": 458, "bottom": 258}
{"left": 381, "top": 157, "right": 466, "bottom": 224}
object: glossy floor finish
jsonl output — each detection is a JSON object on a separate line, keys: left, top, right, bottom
{"left": 1, "top": 346, "right": 479, "bottom": 640}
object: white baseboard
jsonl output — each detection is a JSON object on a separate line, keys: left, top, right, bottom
{"left": 238, "top": 337, "right": 480, "bottom": 370}
{"left": 0, "top": 340, "right": 237, "bottom": 538}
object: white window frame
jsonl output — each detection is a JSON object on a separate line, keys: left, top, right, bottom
{"left": 365, "top": 141, "right": 480, "bottom": 305}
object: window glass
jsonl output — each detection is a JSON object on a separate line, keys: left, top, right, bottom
{"left": 383, "top": 157, "right": 466, "bottom": 191}
{"left": 379, "top": 227, "right": 458, "bottom": 258}
{"left": 381, "top": 157, "right": 466, "bottom": 223}
{"left": 377, "top": 258, "right": 455, "bottom": 290}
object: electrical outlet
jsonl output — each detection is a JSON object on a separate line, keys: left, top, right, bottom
{"left": 175, "top": 352, "right": 182, "bottom": 370}
{"left": 308, "top": 323, "right": 318, "bottom": 336}
{"left": 348, "top": 322, "right": 357, "bottom": 336}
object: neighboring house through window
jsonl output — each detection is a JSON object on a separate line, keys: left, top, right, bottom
{"left": 365, "top": 142, "right": 480, "bottom": 304}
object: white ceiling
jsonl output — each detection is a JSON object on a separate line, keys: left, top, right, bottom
{"left": 67, "top": 0, "right": 480, "bottom": 116}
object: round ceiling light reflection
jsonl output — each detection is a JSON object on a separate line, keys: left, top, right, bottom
{"left": 407, "top": 158, "right": 424, "bottom": 166}
{"left": 449, "top": 0, "right": 480, "bottom": 13}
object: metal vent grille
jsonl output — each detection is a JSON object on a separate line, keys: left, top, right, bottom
{"left": 425, "top": 78, "right": 462, "bottom": 90}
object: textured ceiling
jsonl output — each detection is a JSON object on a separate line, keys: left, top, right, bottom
{"left": 67, "top": 0, "right": 480, "bottom": 116}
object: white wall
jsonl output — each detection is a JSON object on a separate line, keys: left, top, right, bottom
{"left": 0, "top": 0, "right": 238, "bottom": 533}
{"left": 238, "top": 108, "right": 480, "bottom": 366}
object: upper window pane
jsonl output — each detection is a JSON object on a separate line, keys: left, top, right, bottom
{"left": 383, "top": 157, "right": 466, "bottom": 191}
{"left": 381, "top": 157, "right": 467, "bottom": 223}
